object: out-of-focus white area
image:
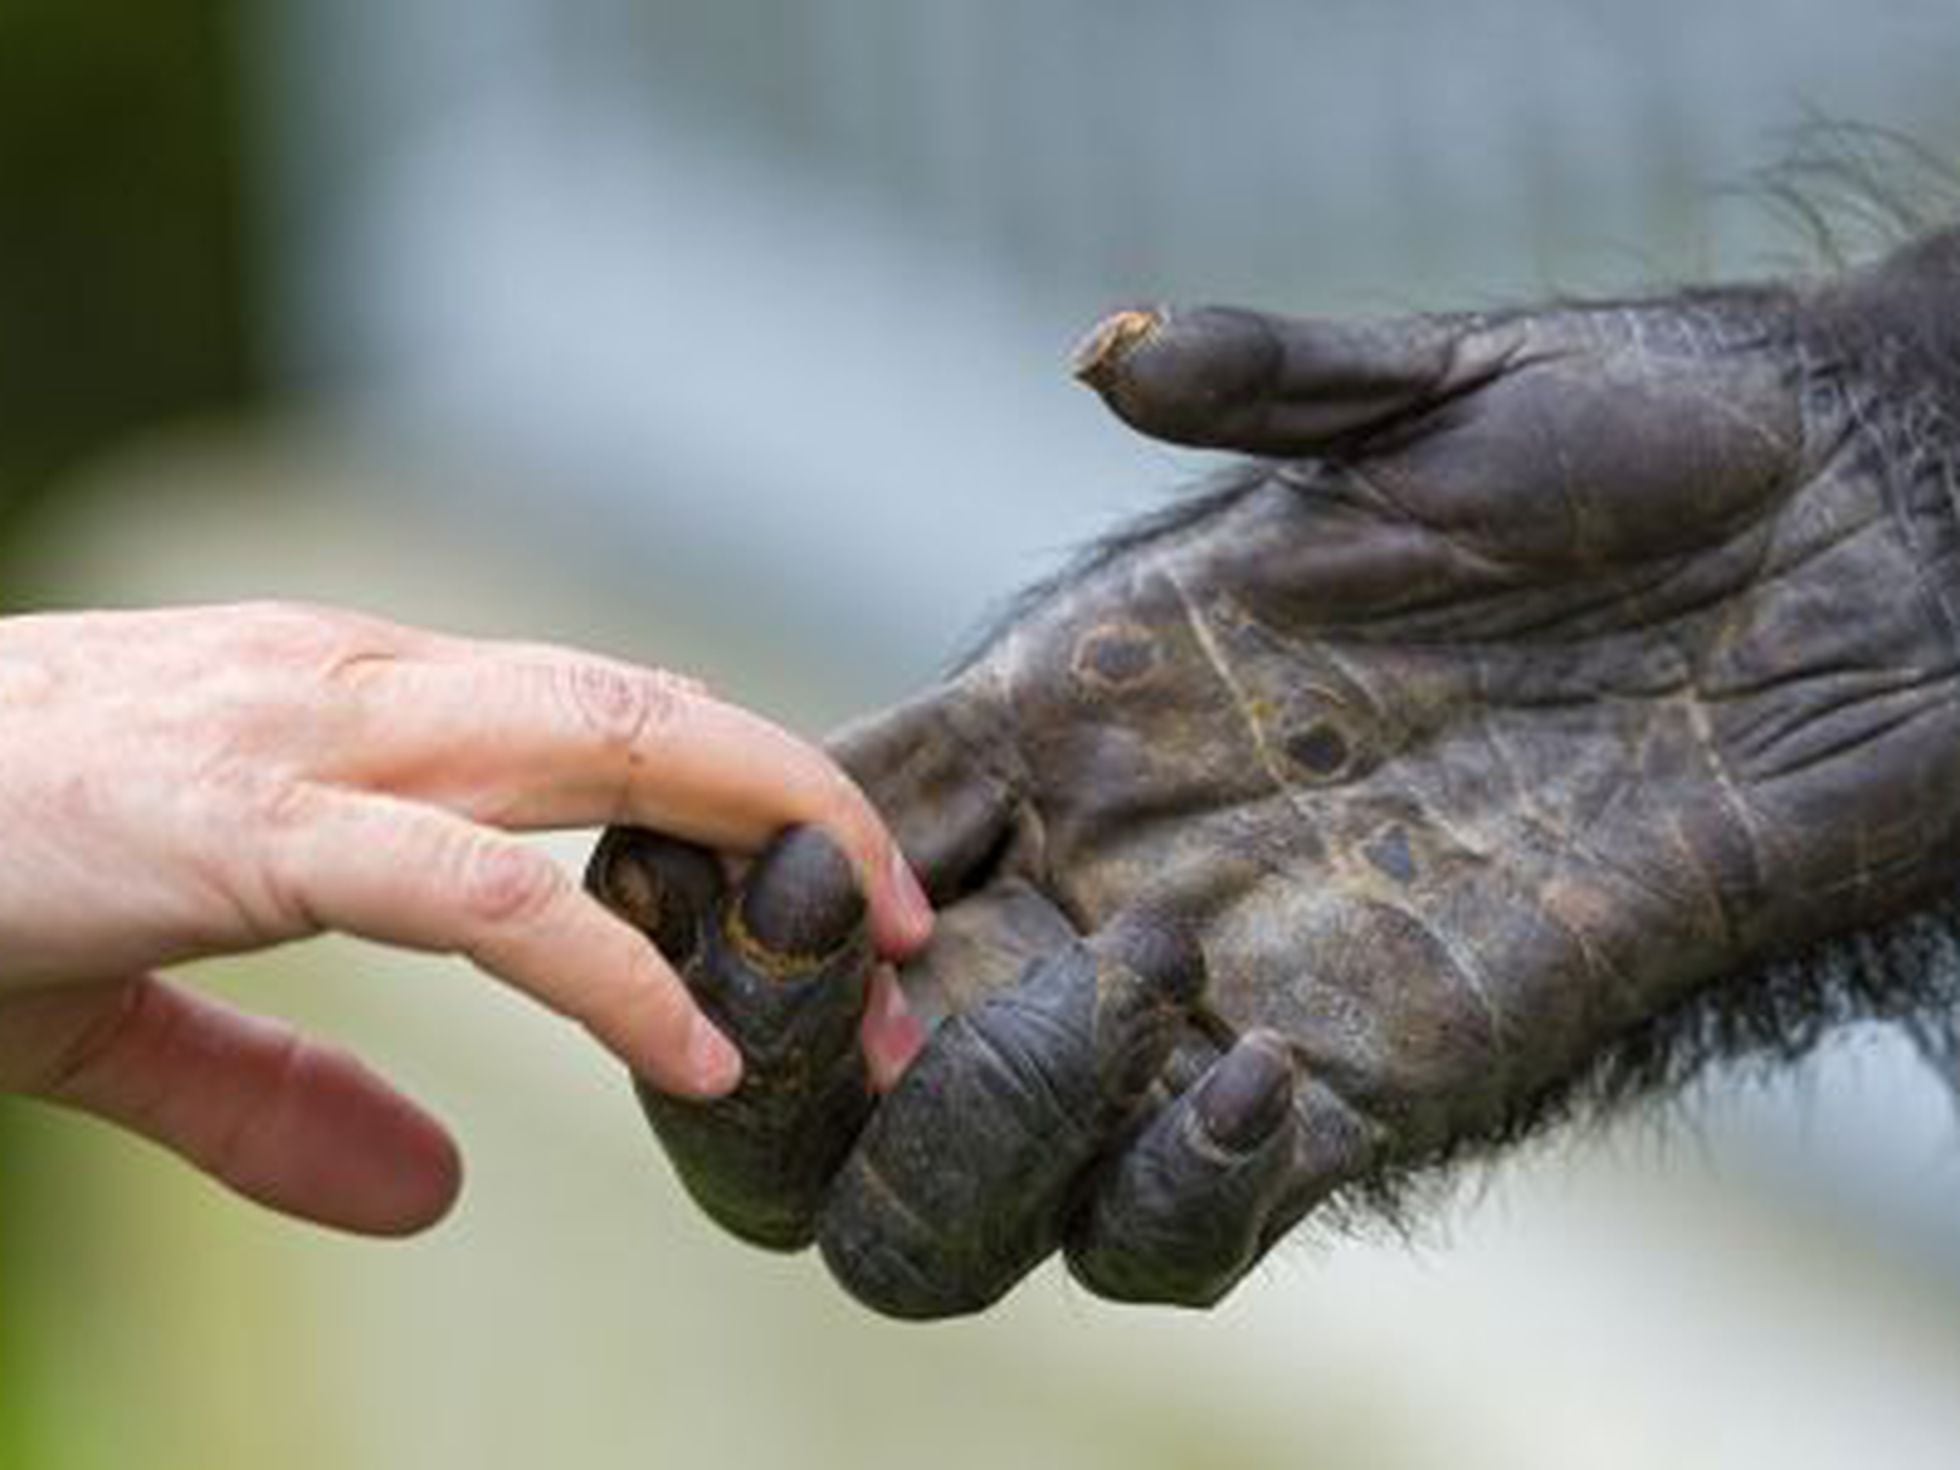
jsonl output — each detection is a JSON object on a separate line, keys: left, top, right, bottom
{"left": 9, "top": 1, "right": 1960, "bottom": 1466}
{"left": 252, "top": 0, "right": 1960, "bottom": 672}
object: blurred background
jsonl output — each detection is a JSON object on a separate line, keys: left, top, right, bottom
{"left": 4, "top": 2, "right": 1960, "bottom": 1466}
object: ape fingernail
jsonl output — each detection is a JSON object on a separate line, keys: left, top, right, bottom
{"left": 1195, "top": 1034, "right": 1295, "bottom": 1151}
{"left": 588, "top": 830, "right": 720, "bottom": 965}
{"left": 737, "top": 826, "right": 864, "bottom": 963}
{"left": 1094, "top": 910, "right": 1206, "bottom": 1008}
{"left": 1070, "top": 308, "right": 1161, "bottom": 389}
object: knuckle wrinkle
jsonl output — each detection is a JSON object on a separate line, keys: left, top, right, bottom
{"left": 464, "top": 841, "right": 565, "bottom": 925}
{"left": 562, "top": 662, "right": 682, "bottom": 748}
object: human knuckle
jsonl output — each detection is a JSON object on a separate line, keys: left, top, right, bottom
{"left": 458, "top": 838, "right": 567, "bottom": 925}
{"left": 211, "top": 602, "right": 407, "bottom": 719}
{"left": 195, "top": 774, "right": 328, "bottom": 936}
{"left": 227, "top": 600, "right": 361, "bottom": 663}
{"left": 797, "top": 761, "right": 869, "bottom": 831}
{"left": 556, "top": 661, "right": 687, "bottom": 750}
{"left": 197, "top": 756, "right": 315, "bottom": 831}
{"left": 29, "top": 979, "right": 153, "bottom": 1104}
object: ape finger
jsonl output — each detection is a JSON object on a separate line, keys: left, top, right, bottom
{"left": 827, "top": 681, "right": 1023, "bottom": 908}
{"left": 1065, "top": 1030, "right": 1298, "bottom": 1307}
{"left": 587, "top": 825, "right": 725, "bottom": 969}
{"left": 591, "top": 825, "right": 876, "bottom": 1251}
{"left": 817, "top": 913, "right": 1203, "bottom": 1320}
{"left": 1071, "top": 305, "right": 1505, "bottom": 456}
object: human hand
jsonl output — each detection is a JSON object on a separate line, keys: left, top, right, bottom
{"left": 596, "top": 232, "right": 1960, "bottom": 1314}
{"left": 0, "top": 602, "right": 931, "bottom": 1235}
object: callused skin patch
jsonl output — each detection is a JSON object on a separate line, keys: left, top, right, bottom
{"left": 1073, "top": 621, "right": 1161, "bottom": 692}
{"left": 1284, "top": 721, "right": 1353, "bottom": 781}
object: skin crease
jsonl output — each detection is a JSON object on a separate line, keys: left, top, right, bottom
{"left": 598, "top": 225, "right": 1960, "bottom": 1317}
{"left": 0, "top": 601, "right": 933, "bottom": 1237}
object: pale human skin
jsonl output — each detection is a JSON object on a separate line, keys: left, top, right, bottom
{"left": 0, "top": 602, "right": 932, "bottom": 1236}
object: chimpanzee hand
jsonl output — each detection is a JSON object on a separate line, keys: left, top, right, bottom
{"left": 593, "top": 233, "right": 1960, "bottom": 1316}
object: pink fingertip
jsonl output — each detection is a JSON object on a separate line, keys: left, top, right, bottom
{"left": 684, "top": 1015, "right": 744, "bottom": 1098}
{"left": 862, "top": 967, "right": 928, "bottom": 1093}
{"left": 882, "top": 849, "right": 935, "bottom": 956}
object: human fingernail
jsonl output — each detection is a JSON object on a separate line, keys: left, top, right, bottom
{"left": 890, "top": 849, "right": 935, "bottom": 944}
{"left": 686, "top": 1015, "right": 744, "bottom": 1097}
{"left": 863, "top": 966, "right": 927, "bottom": 1090}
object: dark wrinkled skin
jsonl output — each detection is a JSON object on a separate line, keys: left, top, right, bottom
{"left": 592, "top": 228, "right": 1960, "bottom": 1318}
{"left": 591, "top": 826, "right": 877, "bottom": 1251}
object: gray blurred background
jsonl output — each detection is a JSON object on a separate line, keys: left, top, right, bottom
{"left": 3, "top": 3, "right": 1960, "bottom": 1467}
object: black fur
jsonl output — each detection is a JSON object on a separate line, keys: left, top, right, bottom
{"left": 950, "top": 468, "right": 1268, "bottom": 674}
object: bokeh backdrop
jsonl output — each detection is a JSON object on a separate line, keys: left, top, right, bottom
{"left": 5, "top": 3, "right": 1960, "bottom": 1467}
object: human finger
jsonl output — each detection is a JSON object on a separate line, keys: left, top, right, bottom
{"left": 816, "top": 912, "right": 1203, "bottom": 1320}
{"left": 265, "top": 786, "right": 741, "bottom": 1098}
{"left": 336, "top": 647, "right": 934, "bottom": 960}
{"left": 5, "top": 975, "right": 461, "bottom": 1236}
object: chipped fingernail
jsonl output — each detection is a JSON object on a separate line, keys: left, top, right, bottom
{"left": 685, "top": 1015, "right": 744, "bottom": 1097}
{"left": 1070, "top": 308, "right": 1161, "bottom": 387}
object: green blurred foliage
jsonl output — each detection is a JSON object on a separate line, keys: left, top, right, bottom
{"left": 0, "top": 0, "right": 254, "bottom": 579}
{"left": 0, "top": 3, "right": 251, "bottom": 1458}
{"left": 0, "top": 1144, "right": 35, "bottom": 1470}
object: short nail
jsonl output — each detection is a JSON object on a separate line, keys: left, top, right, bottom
{"left": 1195, "top": 1035, "right": 1294, "bottom": 1152}
{"left": 1069, "top": 307, "right": 1161, "bottom": 389}
{"left": 890, "top": 850, "right": 934, "bottom": 942}
{"left": 863, "top": 967, "right": 927, "bottom": 1090}
{"left": 685, "top": 1015, "right": 744, "bottom": 1097}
